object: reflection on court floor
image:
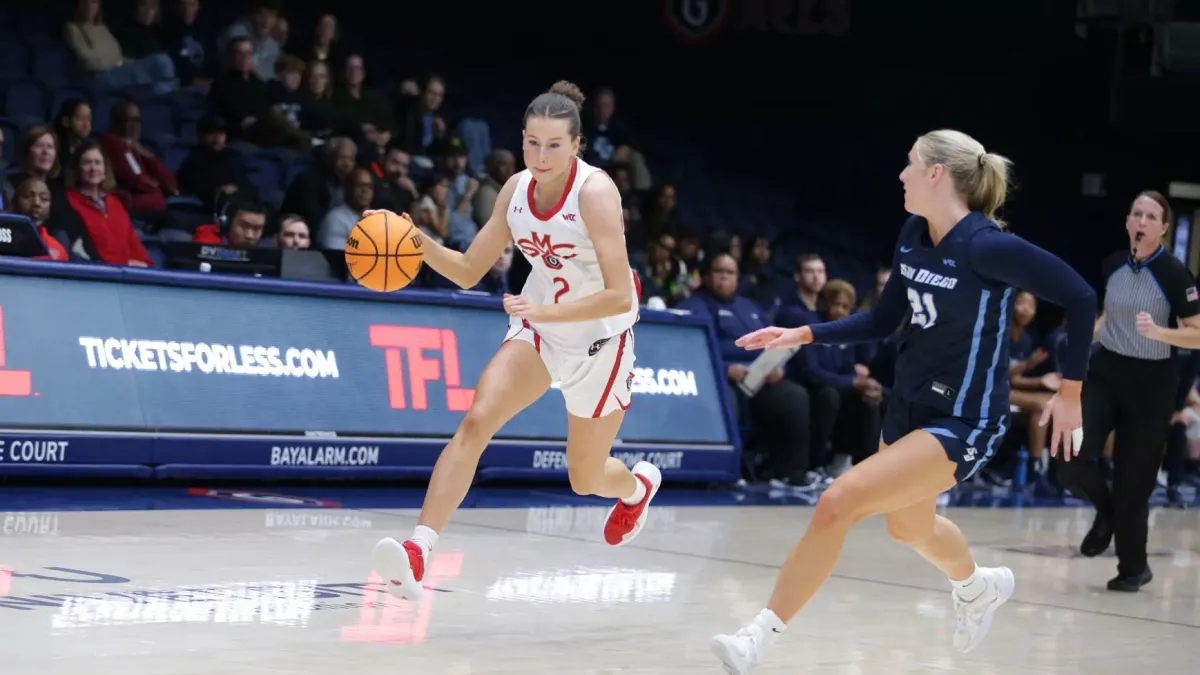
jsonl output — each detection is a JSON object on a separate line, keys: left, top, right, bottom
{"left": 0, "top": 503, "right": 1196, "bottom": 674}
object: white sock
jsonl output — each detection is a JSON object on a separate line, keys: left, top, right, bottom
{"left": 410, "top": 525, "right": 439, "bottom": 558}
{"left": 621, "top": 476, "right": 648, "bottom": 505}
{"left": 753, "top": 608, "right": 787, "bottom": 641}
{"left": 952, "top": 565, "right": 986, "bottom": 601}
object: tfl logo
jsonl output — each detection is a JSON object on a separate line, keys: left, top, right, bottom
{"left": 370, "top": 326, "right": 475, "bottom": 411}
{"left": 0, "top": 307, "right": 31, "bottom": 397}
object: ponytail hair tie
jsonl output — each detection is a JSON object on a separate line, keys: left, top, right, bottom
{"left": 977, "top": 153, "right": 986, "bottom": 168}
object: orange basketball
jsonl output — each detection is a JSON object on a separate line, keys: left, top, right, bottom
{"left": 345, "top": 211, "right": 425, "bottom": 292}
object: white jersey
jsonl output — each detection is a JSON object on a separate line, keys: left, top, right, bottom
{"left": 507, "top": 158, "right": 639, "bottom": 354}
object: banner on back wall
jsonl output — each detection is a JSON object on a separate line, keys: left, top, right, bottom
{"left": 0, "top": 267, "right": 738, "bottom": 482}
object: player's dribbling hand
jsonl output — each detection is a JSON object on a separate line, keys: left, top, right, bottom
{"left": 1038, "top": 392, "right": 1084, "bottom": 462}
{"left": 735, "top": 326, "right": 813, "bottom": 350}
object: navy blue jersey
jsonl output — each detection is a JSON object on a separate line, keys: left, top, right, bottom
{"left": 892, "top": 216, "right": 1013, "bottom": 419}
{"left": 811, "top": 212, "right": 1097, "bottom": 423}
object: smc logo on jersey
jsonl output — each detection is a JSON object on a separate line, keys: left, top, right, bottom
{"left": 516, "top": 231, "right": 577, "bottom": 270}
{"left": 0, "top": 307, "right": 32, "bottom": 397}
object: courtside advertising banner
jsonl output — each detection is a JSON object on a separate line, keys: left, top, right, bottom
{"left": 0, "top": 268, "right": 738, "bottom": 482}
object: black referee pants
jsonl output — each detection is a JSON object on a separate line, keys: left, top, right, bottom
{"left": 1056, "top": 349, "right": 1177, "bottom": 576}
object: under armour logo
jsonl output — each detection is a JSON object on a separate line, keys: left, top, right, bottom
{"left": 512, "top": 206, "right": 523, "bottom": 213}
{"left": 588, "top": 337, "right": 611, "bottom": 356}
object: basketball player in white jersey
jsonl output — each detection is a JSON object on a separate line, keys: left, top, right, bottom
{"left": 367, "top": 81, "right": 662, "bottom": 601}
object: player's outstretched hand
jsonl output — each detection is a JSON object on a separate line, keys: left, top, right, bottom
{"left": 735, "top": 326, "right": 813, "bottom": 351}
{"left": 1038, "top": 392, "right": 1084, "bottom": 462}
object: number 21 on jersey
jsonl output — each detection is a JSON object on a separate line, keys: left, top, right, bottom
{"left": 907, "top": 288, "right": 938, "bottom": 328}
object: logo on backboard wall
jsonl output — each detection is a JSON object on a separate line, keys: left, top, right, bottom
{"left": 0, "top": 307, "right": 32, "bottom": 397}
{"left": 663, "top": 0, "right": 731, "bottom": 45}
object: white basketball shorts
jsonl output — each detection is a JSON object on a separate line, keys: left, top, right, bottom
{"left": 503, "top": 317, "right": 636, "bottom": 418}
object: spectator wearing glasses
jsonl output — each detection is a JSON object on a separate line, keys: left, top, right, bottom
{"left": 678, "top": 253, "right": 816, "bottom": 488}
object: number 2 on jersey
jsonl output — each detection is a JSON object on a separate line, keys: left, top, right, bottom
{"left": 552, "top": 277, "right": 570, "bottom": 304}
{"left": 907, "top": 288, "right": 938, "bottom": 328}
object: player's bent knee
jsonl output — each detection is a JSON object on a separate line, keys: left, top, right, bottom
{"left": 811, "top": 484, "right": 860, "bottom": 529}
{"left": 454, "top": 406, "right": 502, "bottom": 452}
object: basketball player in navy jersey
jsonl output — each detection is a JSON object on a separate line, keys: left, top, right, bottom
{"left": 712, "top": 129, "right": 1098, "bottom": 673}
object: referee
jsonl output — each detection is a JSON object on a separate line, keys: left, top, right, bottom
{"left": 1056, "top": 190, "right": 1200, "bottom": 592}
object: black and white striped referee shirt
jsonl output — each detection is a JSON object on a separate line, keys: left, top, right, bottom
{"left": 1098, "top": 246, "right": 1200, "bottom": 360}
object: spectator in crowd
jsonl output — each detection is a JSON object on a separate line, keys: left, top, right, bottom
{"left": 318, "top": 167, "right": 374, "bottom": 251}
{"left": 294, "top": 13, "right": 346, "bottom": 71}
{"left": 65, "top": 141, "right": 151, "bottom": 267}
{"left": 776, "top": 253, "right": 826, "bottom": 327}
{"left": 436, "top": 139, "right": 479, "bottom": 248}
{"left": 300, "top": 60, "right": 342, "bottom": 140}
{"left": 269, "top": 54, "right": 307, "bottom": 130}
{"left": 281, "top": 137, "right": 357, "bottom": 230}
{"left": 609, "top": 164, "right": 643, "bottom": 236}
{"left": 11, "top": 177, "right": 70, "bottom": 262}
{"left": 160, "top": 0, "right": 217, "bottom": 86}
{"left": 53, "top": 99, "right": 92, "bottom": 173}
{"left": 678, "top": 253, "right": 815, "bottom": 488}
{"left": 642, "top": 183, "right": 678, "bottom": 241}
{"left": 675, "top": 229, "right": 703, "bottom": 283}
{"left": 397, "top": 74, "right": 449, "bottom": 159}
{"left": 371, "top": 142, "right": 419, "bottom": 214}
{"left": 411, "top": 174, "right": 451, "bottom": 245}
{"left": 100, "top": 101, "right": 180, "bottom": 217}
{"left": 476, "top": 243, "right": 513, "bottom": 294}
{"left": 14, "top": 126, "right": 98, "bottom": 260}
{"left": 177, "top": 113, "right": 254, "bottom": 210}
{"left": 739, "top": 235, "right": 782, "bottom": 311}
{"left": 271, "top": 16, "right": 289, "bottom": 52}
{"left": 332, "top": 54, "right": 395, "bottom": 156}
{"left": 210, "top": 36, "right": 307, "bottom": 149}
{"left": 276, "top": 214, "right": 311, "bottom": 249}
{"left": 114, "top": 0, "right": 166, "bottom": 60}
{"left": 582, "top": 87, "right": 651, "bottom": 190}
{"left": 64, "top": 0, "right": 177, "bottom": 94}
{"left": 640, "top": 236, "right": 690, "bottom": 307}
{"left": 219, "top": 0, "right": 282, "bottom": 82}
{"left": 1006, "top": 290, "right": 1060, "bottom": 472}
{"left": 859, "top": 265, "right": 890, "bottom": 310}
{"left": 192, "top": 194, "right": 267, "bottom": 247}
{"left": 795, "top": 280, "right": 883, "bottom": 481}
{"left": 472, "top": 149, "right": 515, "bottom": 229}
{"left": 0, "top": 128, "right": 12, "bottom": 208}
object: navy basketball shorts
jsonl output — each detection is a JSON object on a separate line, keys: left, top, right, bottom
{"left": 880, "top": 399, "right": 1010, "bottom": 483}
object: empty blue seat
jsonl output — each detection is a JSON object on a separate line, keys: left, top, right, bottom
{"left": 138, "top": 97, "right": 178, "bottom": 139}
{"left": 3, "top": 79, "right": 47, "bottom": 125}
{"left": 0, "top": 118, "right": 18, "bottom": 164}
{"left": 32, "top": 44, "right": 73, "bottom": 84}
{"left": 0, "top": 42, "right": 29, "bottom": 79}
{"left": 162, "top": 143, "right": 191, "bottom": 173}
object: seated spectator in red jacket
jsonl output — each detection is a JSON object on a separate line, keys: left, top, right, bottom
{"left": 64, "top": 141, "right": 152, "bottom": 267}
{"left": 193, "top": 195, "right": 267, "bottom": 247}
{"left": 10, "top": 177, "right": 70, "bottom": 262}
{"left": 100, "top": 101, "right": 180, "bottom": 215}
